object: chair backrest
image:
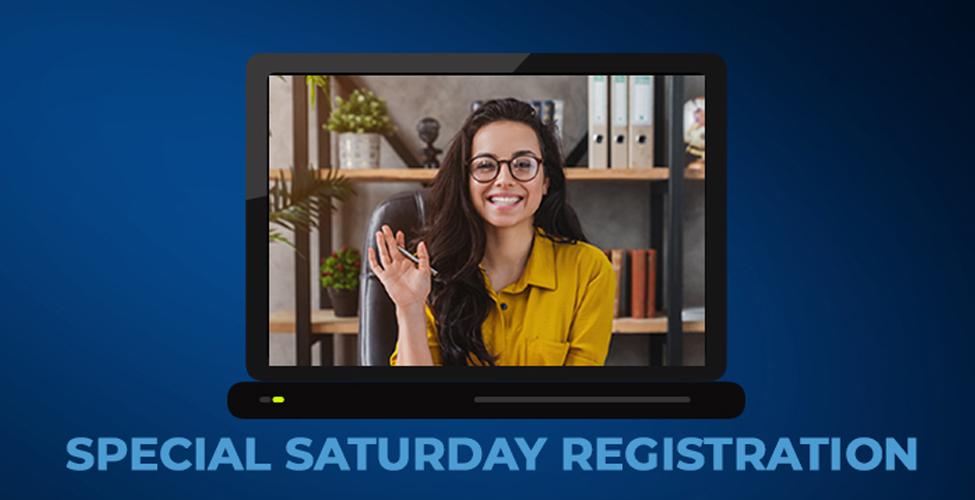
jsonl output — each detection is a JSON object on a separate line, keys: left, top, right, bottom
{"left": 358, "top": 189, "right": 429, "bottom": 366}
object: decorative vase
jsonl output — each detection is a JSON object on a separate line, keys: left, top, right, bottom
{"left": 337, "top": 132, "right": 380, "bottom": 169}
{"left": 327, "top": 287, "right": 359, "bottom": 317}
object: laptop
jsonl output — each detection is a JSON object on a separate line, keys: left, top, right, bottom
{"left": 230, "top": 53, "right": 743, "bottom": 418}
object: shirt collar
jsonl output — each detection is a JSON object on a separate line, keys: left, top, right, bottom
{"left": 504, "top": 226, "right": 557, "bottom": 293}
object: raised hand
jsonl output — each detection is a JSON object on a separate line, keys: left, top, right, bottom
{"left": 366, "top": 225, "right": 432, "bottom": 309}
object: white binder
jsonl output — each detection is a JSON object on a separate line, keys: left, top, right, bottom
{"left": 553, "top": 98, "right": 564, "bottom": 146}
{"left": 628, "top": 75, "right": 654, "bottom": 168}
{"left": 587, "top": 75, "right": 609, "bottom": 169}
{"left": 610, "top": 75, "right": 629, "bottom": 168}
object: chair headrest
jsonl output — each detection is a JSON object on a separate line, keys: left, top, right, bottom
{"left": 361, "top": 189, "right": 429, "bottom": 278}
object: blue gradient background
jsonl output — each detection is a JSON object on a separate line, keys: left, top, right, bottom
{"left": 1, "top": 0, "right": 971, "bottom": 497}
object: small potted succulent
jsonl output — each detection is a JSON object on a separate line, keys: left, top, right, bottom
{"left": 326, "top": 89, "right": 395, "bottom": 169}
{"left": 320, "top": 246, "right": 361, "bottom": 317}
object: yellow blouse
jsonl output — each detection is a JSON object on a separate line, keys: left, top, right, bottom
{"left": 390, "top": 228, "right": 616, "bottom": 366}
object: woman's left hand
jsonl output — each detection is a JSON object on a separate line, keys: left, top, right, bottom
{"left": 367, "top": 225, "right": 432, "bottom": 310}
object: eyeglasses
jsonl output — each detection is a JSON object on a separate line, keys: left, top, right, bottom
{"left": 468, "top": 153, "right": 542, "bottom": 183}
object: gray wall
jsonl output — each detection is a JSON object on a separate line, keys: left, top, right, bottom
{"left": 268, "top": 75, "right": 705, "bottom": 366}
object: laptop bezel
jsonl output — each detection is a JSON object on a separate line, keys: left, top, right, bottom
{"left": 247, "top": 53, "right": 727, "bottom": 382}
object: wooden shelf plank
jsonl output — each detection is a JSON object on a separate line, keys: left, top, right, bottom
{"left": 612, "top": 316, "right": 706, "bottom": 334}
{"left": 269, "top": 309, "right": 358, "bottom": 334}
{"left": 269, "top": 167, "right": 704, "bottom": 182}
{"left": 269, "top": 310, "right": 703, "bottom": 335}
{"left": 567, "top": 168, "right": 668, "bottom": 181}
{"left": 338, "top": 169, "right": 436, "bottom": 182}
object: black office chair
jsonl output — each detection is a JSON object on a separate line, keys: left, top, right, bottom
{"left": 358, "top": 189, "right": 430, "bottom": 366}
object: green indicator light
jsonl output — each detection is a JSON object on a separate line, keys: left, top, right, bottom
{"left": 272, "top": 396, "right": 285, "bottom": 404}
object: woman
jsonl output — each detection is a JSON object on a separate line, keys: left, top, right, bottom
{"left": 367, "top": 98, "right": 615, "bottom": 366}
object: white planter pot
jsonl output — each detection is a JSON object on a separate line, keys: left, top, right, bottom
{"left": 338, "top": 132, "right": 380, "bottom": 169}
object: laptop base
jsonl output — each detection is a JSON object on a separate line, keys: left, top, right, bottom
{"left": 228, "top": 381, "right": 744, "bottom": 418}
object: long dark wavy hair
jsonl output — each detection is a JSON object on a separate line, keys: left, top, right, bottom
{"left": 417, "top": 98, "right": 588, "bottom": 366}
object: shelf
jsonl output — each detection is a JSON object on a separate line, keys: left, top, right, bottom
{"left": 269, "top": 309, "right": 704, "bottom": 335}
{"left": 269, "top": 309, "right": 358, "bottom": 335}
{"left": 613, "top": 316, "right": 705, "bottom": 334}
{"left": 269, "top": 167, "right": 704, "bottom": 183}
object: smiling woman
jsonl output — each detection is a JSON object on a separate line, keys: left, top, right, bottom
{"left": 366, "top": 98, "right": 616, "bottom": 367}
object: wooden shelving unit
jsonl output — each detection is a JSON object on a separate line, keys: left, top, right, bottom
{"left": 275, "top": 75, "right": 702, "bottom": 367}
{"left": 269, "top": 310, "right": 704, "bottom": 335}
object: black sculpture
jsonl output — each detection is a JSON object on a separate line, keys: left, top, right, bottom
{"left": 416, "top": 117, "right": 441, "bottom": 169}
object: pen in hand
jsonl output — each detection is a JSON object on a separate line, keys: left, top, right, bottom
{"left": 396, "top": 245, "right": 440, "bottom": 278}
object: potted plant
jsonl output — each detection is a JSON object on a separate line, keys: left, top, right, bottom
{"left": 320, "top": 246, "right": 361, "bottom": 317}
{"left": 326, "top": 89, "right": 395, "bottom": 169}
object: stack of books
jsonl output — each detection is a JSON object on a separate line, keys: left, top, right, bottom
{"left": 604, "top": 248, "right": 658, "bottom": 318}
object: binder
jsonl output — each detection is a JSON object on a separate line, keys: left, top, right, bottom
{"left": 541, "top": 99, "right": 555, "bottom": 126}
{"left": 646, "top": 249, "right": 657, "bottom": 317}
{"left": 620, "top": 250, "right": 631, "bottom": 317}
{"left": 610, "top": 249, "right": 623, "bottom": 317}
{"left": 553, "top": 98, "right": 564, "bottom": 146}
{"left": 629, "top": 249, "right": 647, "bottom": 318}
{"left": 610, "top": 75, "right": 629, "bottom": 168}
{"left": 587, "top": 76, "right": 609, "bottom": 168}
{"left": 628, "top": 75, "right": 654, "bottom": 168}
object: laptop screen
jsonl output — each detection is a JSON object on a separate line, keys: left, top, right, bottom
{"left": 248, "top": 54, "right": 724, "bottom": 381}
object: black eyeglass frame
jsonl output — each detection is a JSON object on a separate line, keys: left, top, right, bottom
{"left": 467, "top": 153, "right": 544, "bottom": 183}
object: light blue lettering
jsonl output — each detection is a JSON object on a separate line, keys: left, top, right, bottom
{"left": 677, "top": 438, "right": 704, "bottom": 471}
{"left": 624, "top": 438, "right": 656, "bottom": 471}
{"left": 563, "top": 438, "right": 592, "bottom": 471}
{"left": 348, "top": 438, "right": 377, "bottom": 471}
{"left": 314, "top": 437, "right": 350, "bottom": 471}
{"left": 285, "top": 437, "right": 314, "bottom": 471}
{"left": 160, "top": 437, "right": 192, "bottom": 471}
{"left": 483, "top": 438, "right": 518, "bottom": 471}
{"left": 195, "top": 438, "right": 206, "bottom": 471}
{"left": 846, "top": 438, "right": 882, "bottom": 471}
{"left": 245, "top": 438, "right": 270, "bottom": 471}
{"left": 207, "top": 438, "right": 244, "bottom": 471}
{"left": 596, "top": 438, "right": 623, "bottom": 471}
{"left": 662, "top": 437, "right": 674, "bottom": 470}
{"left": 98, "top": 438, "right": 127, "bottom": 471}
{"left": 378, "top": 438, "right": 409, "bottom": 471}
{"left": 514, "top": 438, "right": 546, "bottom": 471}
{"left": 131, "top": 437, "right": 157, "bottom": 471}
{"left": 66, "top": 437, "right": 94, "bottom": 471}
{"left": 766, "top": 438, "right": 801, "bottom": 471}
{"left": 702, "top": 438, "right": 732, "bottom": 471}
{"left": 448, "top": 438, "right": 482, "bottom": 471}
{"left": 414, "top": 438, "right": 445, "bottom": 471}
{"left": 800, "top": 437, "right": 829, "bottom": 471}
{"left": 736, "top": 437, "right": 766, "bottom": 471}
{"left": 885, "top": 437, "right": 916, "bottom": 471}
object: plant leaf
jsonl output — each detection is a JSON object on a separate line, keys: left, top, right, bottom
{"left": 268, "top": 165, "right": 355, "bottom": 246}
